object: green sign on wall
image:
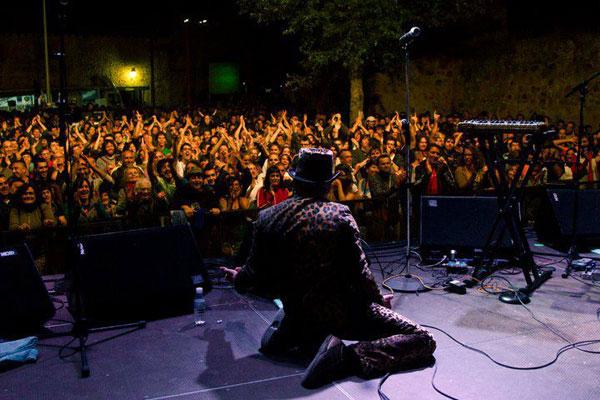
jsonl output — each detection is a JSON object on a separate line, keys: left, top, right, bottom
{"left": 209, "top": 63, "right": 240, "bottom": 95}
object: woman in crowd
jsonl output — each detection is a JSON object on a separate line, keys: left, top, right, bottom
{"left": 329, "top": 164, "right": 359, "bottom": 202}
{"left": 357, "top": 160, "right": 379, "bottom": 199}
{"left": 40, "top": 184, "right": 67, "bottom": 226}
{"left": 454, "top": 146, "right": 487, "bottom": 193}
{"left": 9, "top": 184, "right": 56, "bottom": 231}
{"left": 96, "top": 139, "right": 118, "bottom": 174}
{"left": 256, "top": 165, "right": 290, "bottom": 209}
{"left": 70, "top": 177, "right": 110, "bottom": 224}
{"left": 219, "top": 177, "right": 250, "bottom": 212}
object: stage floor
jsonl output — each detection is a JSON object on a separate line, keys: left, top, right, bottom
{"left": 1, "top": 242, "right": 600, "bottom": 400}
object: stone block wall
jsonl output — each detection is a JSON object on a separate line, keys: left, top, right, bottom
{"left": 373, "top": 31, "right": 600, "bottom": 125}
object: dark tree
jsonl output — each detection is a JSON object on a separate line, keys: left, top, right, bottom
{"left": 238, "top": 0, "right": 502, "bottom": 119}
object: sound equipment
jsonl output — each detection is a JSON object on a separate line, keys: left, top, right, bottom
{"left": 420, "top": 196, "right": 513, "bottom": 252}
{"left": 535, "top": 188, "right": 600, "bottom": 244}
{"left": 0, "top": 244, "right": 55, "bottom": 337}
{"left": 70, "top": 224, "right": 209, "bottom": 322}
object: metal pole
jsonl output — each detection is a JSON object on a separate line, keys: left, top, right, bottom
{"left": 150, "top": 36, "right": 156, "bottom": 109}
{"left": 404, "top": 45, "right": 411, "bottom": 262}
{"left": 42, "top": 0, "right": 52, "bottom": 105}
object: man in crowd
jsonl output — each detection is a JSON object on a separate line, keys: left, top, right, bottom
{"left": 221, "top": 148, "right": 436, "bottom": 389}
{"left": 414, "top": 143, "right": 456, "bottom": 195}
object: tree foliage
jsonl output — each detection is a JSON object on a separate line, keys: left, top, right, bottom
{"left": 239, "top": 0, "right": 503, "bottom": 74}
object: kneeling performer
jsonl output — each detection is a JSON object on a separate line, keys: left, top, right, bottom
{"left": 221, "top": 148, "right": 436, "bottom": 388}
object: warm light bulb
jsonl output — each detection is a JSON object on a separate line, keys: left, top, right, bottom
{"left": 129, "top": 68, "right": 137, "bottom": 79}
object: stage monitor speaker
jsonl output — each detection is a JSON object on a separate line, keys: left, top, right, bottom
{"left": 535, "top": 188, "right": 600, "bottom": 244}
{"left": 70, "top": 224, "right": 209, "bottom": 322}
{"left": 0, "top": 244, "right": 55, "bottom": 338}
{"left": 420, "top": 196, "right": 513, "bottom": 252}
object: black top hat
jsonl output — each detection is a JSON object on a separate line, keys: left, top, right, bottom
{"left": 289, "top": 148, "right": 339, "bottom": 184}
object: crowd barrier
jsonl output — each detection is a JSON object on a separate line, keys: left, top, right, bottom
{"left": 0, "top": 183, "right": 594, "bottom": 275}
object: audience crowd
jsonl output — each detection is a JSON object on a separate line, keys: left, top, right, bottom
{"left": 1, "top": 106, "right": 600, "bottom": 236}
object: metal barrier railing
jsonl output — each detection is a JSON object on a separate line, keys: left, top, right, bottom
{"left": 0, "top": 184, "right": 592, "bottom": 274}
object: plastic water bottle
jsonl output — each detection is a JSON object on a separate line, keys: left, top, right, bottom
{"left": 193, "top": 287, "right": 207, "bottom": 327}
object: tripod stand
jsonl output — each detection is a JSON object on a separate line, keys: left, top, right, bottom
{"left": 38, "top": 8, "right": 146, "bottom": 375}
{"left": 41, "top": 235, "right": 146, "bottom": 378}
{"left": 562, "top": 71, "right": 600, "bottom": 279}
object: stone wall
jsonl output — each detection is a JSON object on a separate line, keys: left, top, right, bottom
{"left": 0, "top": 33, "right": 192, "bottom": 106}
{"left": 373, "top": 31, "right": 600, "bottom": 125}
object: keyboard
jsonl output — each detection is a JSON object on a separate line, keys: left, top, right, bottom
{"left": 458, "top": 120, "right": 547, "bottom": 133}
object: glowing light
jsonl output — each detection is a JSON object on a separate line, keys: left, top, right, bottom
{"left": 129, "top": 67, "right": 137, "bottom": 79}
{"left": 183, "top": 18, "right": 190, "bottom": 23}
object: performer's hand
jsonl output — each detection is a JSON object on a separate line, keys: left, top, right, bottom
{"left": 220, "top": 266, "right": 241, "bottom": 282}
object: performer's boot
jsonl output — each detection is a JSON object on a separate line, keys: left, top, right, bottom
{"left": 301, "top": 335, "right": 358, "bottom": 389}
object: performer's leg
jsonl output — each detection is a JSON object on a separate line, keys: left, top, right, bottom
{"left": 260, "top": 309, "right": 327, "bottom": 362}
{"left": 348, "top": 303, "right": 436, "bottom": 378}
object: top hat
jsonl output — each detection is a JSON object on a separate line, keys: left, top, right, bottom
{"left": 289, "top": 148, "right": 339, "bottom": 184}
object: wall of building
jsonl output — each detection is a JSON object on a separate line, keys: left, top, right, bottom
{"left": 372, "top": 31, "right": 600, "bottom": 125}
{"left": 0, "top": 33, "right": 196, "bottom": 107}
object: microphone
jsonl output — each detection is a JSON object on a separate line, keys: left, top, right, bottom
{"left": 399, "top": 27, "right": 421, "bottom": 45}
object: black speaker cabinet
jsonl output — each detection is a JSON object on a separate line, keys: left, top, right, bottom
{"left": 0, "top": 244, "right": 55, "bottom": 337}
{"left": 535, "top": 188, "right": 600, "bottom": 246}
{"left": 420, "top": 196, "right": 513, "bottom": 253}
{"left": 70, "top": 224, "right": 209, "bottom": 322}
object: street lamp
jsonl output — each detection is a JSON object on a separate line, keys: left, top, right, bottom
{"left": 129, "top": 67, "right": 137, "bottom": 80}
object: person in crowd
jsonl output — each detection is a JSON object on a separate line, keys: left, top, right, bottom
{"left": 245, "top": 162, "right": 264, "bottom": 205}
{"left": 39, "top": 184, "right": 67, "bottom": 226}
{"left": 220, "top": 148, "right": 436, "bottom": 389}
{"left": 256, "top": 165, "right": 290, "bottom": 209}
{"left": 0, "top": 175, "right": 12, "bottom": 229}
{"left": 10, "top": 160, "right": 30, "bottom": 183}
{"left": 173, "top": 165, "right": 221, "bottom": 222}
{"left": 414, "top": 144, "right": 456, "bottom": 195}
{"left": 69, "top": 177, "right": 110, "bottom": 224}
{"left": 454, "top": 146, "right": 488, "bottom": 193}
{"left": 329, "top": 164, "right": 359, "bottom": 202}
{"left": 357, "top": 160, "right": 379, "bottom": 199}
{"left": 124, "top": 178, "right": 169, "bottom": 227}
{"left": 1, "top": 106, "right": 598, "bottom": 250}
{"left": 96, "top": 139, "right": 118, "bottom": 174}
{"left": 219, "top": 176, "right": 250, "bottom": 212}
{"left": 149, "top": 158, "right": 179, "bottom": 206}
{"left": 115, "top": 166, "right": 144, "bottom": 216}
{"left": 9, "top": 183, "right": 56, "bottom": 232}
{"left": 368, "top": 154, "right": 407, "bottom": 240}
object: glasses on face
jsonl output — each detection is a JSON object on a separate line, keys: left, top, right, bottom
{"left": 429, "top": 151, "right": 440, "bottom": 155}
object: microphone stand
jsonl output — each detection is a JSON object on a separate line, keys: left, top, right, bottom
{"left": 38, "top": 7, "right": 146, "bottom": 377}
{"left": 562, "top": 71, "right": 600, "bottom": 279}
{"left": 384, "top": 43, "right": 427, "bottom": 292}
